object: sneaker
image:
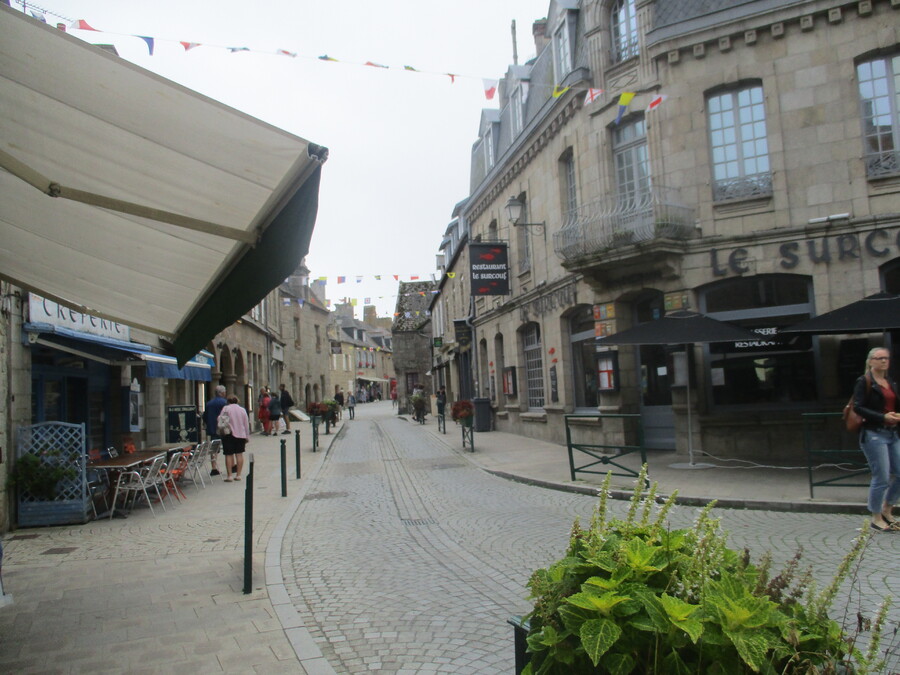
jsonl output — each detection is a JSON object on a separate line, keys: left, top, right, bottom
{"left": 210, "top": 469, "right": 220, "bottom": 476}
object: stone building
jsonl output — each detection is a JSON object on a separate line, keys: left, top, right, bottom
{"left": 328, "top": 304, "right": 394, "bottom": 403}
{"left": 442, "top": 0, "right": 900, "bottom": 461}
{"left": 392, "top": 281, "right": 437, "bottom": 414}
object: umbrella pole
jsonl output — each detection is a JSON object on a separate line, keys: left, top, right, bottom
{"left": 670, "top": 345, "right": 714, "bottom": 470}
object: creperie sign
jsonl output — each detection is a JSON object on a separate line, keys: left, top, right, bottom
{"left": 29, "top": 294, "right": 129, "bottom": 340}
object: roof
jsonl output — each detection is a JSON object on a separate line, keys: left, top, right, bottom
{"left": 0, "top": 7, "right": 326, "bottom": 365}
{"left": 392, "top": 281, "right": 436, "bottom": 332}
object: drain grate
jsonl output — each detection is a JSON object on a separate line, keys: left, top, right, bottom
{"left": 401, "top": 518, "right": 436, "bottom": 526}
{"left": 42, "top": 547, "right": 77, "bottom": 555}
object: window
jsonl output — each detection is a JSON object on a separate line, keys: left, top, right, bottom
{"left": 857, "top": 53, "right": 900, "bottom": 177}
{"left": 707, "top": 85, "right": 772, "bottom": 201}
{"left": 515, "top": 195, "right": 532, "bottom": 273}
{"left": 293, "top": 317, "right": 301, "bottom": 344}
{"left": 701, "top": 275, "right": 817, "bottom": 406}
{"left": 561, "top": 149, "right": 577, "bottom": 217}
{"left": 611, "top": 0, "right": 639, "bottom": 63}
{"left": 613, "top": 118, "right": 650, "bottom": 229}
{"left": 523, "top": 323, "right": 545, "bottom": 409}
{"left": 315, "top": 325, "right": 321, "bottom": 352}
{"left": 511, "top": 84, "right": 528, "bottom": 135}
{"left": 484, "top": 126, "right": 495, "bottom": 169}
{"left": 569, "top": 306, "right": 599, "bottom": 408}
{"left": 553, "top": 18, "right": 572, "bottom": 83}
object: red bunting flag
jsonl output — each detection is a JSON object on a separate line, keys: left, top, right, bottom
{"left": 365, "top": 61, "right": 388, "bottom": 69}
{"left": 277, "top": 49, "right": 297, "bottom": 58}
{"left": 71, "top": 19, "right": 99, "bottom": 31}
{"left": 483, "top": 79, "right": 498, "bottom": 100}
{"left": 337, "top": 276, "right": 346, "bottom": 284}
{"left": 446, "top": 73, "right": 457, "bottom": 84}
{"left": 180, "top": 42, "right": 201, "bottom": 51}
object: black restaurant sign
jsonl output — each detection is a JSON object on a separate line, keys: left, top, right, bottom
{"left": 469, "top": 243, "right": 510, "bottom": 296}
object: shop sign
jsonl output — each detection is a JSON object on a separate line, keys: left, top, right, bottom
{"left": 520, "top": 282, "right": 577, "bottom": 322}
{"left": 710, "top": 227, "right": 900, "bottom": 277}
{"left": 166, "top": 404, "right": 198, "bottom": 443}
{"left": 470, "top": 243, "right": 510, "bottom": 295}
{"left": 29, "top": 293, "right": 129, "bottom": 340}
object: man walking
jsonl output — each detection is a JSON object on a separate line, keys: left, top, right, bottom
{"left": 202, "top": 384, "right": 227, "bottom": 476}
{"left": 279, "top": 383, "right": 295, "bottom": 434}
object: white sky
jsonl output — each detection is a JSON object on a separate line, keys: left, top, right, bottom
{"left": 14, "top": 0, "right": 551, "bottom": 319}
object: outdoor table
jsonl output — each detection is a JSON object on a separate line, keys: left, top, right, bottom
{"left": 89, "top": 450, "right": 168, "bottom": 518}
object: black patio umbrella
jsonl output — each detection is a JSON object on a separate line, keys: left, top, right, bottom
{"left": 782, "top": 292, "right": 900, "bottom": 334}
{"left": 599, "top": 310, "right": 760, "bottom": 467}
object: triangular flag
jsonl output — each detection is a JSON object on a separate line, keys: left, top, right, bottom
{"left": 646, "top": 94, "right": 668, "bottom": 112}
{"left": 356, "top": 276, "right": 363, "bottom": 283}
{"left": 552, "top": 85, "right": 570, "bottom": 98}
{"left": 180, "top": 41, "right": 201, "bottom": 51}
{"left": 316, "top": 276, "right": 328, "bottom": 282}
{"left": 138, "top": 36, "right": 154, "bottom": 56}
{"left": 318, "top": 54, "right": 338, "bottom": 62}
{"left": 228, "top": 47, "right": 250, "bottom": 53}
{"left": 410, "top": 275, "right": 419, "bottom": 280}
{"left": 483, "top": 79, "right": 499, "bottom": 101}
{"left": 403, "top": 65, "right": 418, "bottom": 72}
{"left": 446, "top": 73, "right": 457, "bottom": 84}
{"left": 447, "top": 272, "right": 456, "bottom": 278}
{"left": 365, "top": 61, "right": 388, "bottom": 69}
{"left": 337, "top": 276, "right": 346, "bottom": 284}
{"left": 30, "top": 11, "right": 47, "bottom": 22}
{"left": 393, "top": 275, "right": 399, "bottom": 281}
{"left": 72, "top": 19, "right": 99, "bottom": 31}
{"left": 584, "top": 88, "right": 604, "bottom": 105}
{"left": 615, "top": 92, "right": 636, "bottom": 124}
{"left": 364, "top": 297, "right": 371, "bottom": 304}
{"left": 374, "top": 275, "right": 382, "bottom": 280}
{"left": 277, "top": 49, "right": 297, "bottom": 58}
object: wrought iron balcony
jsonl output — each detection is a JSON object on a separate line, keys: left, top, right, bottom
{"left": 864, "top": 150, "right": 900, "bottom": 178}
{"left": 553, "top": 186, "right": 695, "bottom": 263}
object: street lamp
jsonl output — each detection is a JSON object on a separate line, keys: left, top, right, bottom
{"left": 505, "top": 196, "right": 545, "bottom": 234}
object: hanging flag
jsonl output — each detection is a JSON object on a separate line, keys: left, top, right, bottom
{"left": 446, "top": 73, "right": 457, "bottom": 84}
{"left": 71, "top": 19, "right": 99, "bottom": 31}
{"left": 403, "top": 65, "right": 418, "bottom": 72}
{"left": 365, "top": 61, "right": 388, "bottom": 68}
{"left": 337, "top": 276, "right": 346, "bottom": 284}
{"left": 350, "top": 298, "right": 358, "bottom": 306}
{"left": 318, "top": 54, "right": 338, "bottom": 62}
{"left": 228, "top": 47, "right": 250, "bottom": 53}
{"left": 374, "top": 275, "right": 382, "bottom": 280}
{"left": 615, "top": 92, "right": 636, "bottom": 124}
{"left": 584, "top": 88, "right": 604, "bottom": 105}
{"left": 180, "top": 41, "right": 201, "bottom": 51}
{"left": 364, "top": 297, "right": 371, "bottom": 304}
{"left": 552, "top": 85, "right": 570, "bottom": 98}
{"left": 646, "top": 94, "right": 668, "bottom": 112}
{"left": 316, "top": 276, "right": 328, "bottom": 282}
{"left": 447, "top": 272, "right": 456, "bottom": 278}
{"left": 277, "top": 49, "right": 297, "bottom": 58}
{"left": 30, "top": 11, "right": 47, "bottom": 22}
{"left": 138, "top": 36, "right": 154, "bottom": 55}
{"left": 393, "top": 275, "right": 399, "bottom": 281}
{"left": 410, "top": 275, "right": 419, "bottom": 280}
{"left": 283, "top": 298, "right": 291, "bottom": 305}
{"left": 356, "top": 276, "right": 363, "bottom": 283}
{"left": 483, "top": 79, "right": 499, "bottom": 101}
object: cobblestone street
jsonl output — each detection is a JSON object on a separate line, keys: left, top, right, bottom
{"left": 281, "top": 406, "right": 900, "bottom": 674}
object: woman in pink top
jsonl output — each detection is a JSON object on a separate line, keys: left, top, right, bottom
{"left": 220, "top": 396, "right": 250, "bottom": 481}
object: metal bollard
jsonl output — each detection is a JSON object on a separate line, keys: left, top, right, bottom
{"left": 311, "top": 416, "right": 319, "bottom": 452}
{"left": 295, "top": 428, "right": 301, "bottom": 479}
{"left": 242, "top": 453, "right": 255, "bottom": 594}
{"left": 280, "top": 439, "right": 287, "bottom": 497}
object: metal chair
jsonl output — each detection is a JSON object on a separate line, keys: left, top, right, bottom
{"left": 183, "top": 441, "right": 208, "bottom": 489}
{"left": 110, "top": 454, "right": 167, "bottom": 519}
{"left": 159, "top": 450, "right": 188, "bottom": 503}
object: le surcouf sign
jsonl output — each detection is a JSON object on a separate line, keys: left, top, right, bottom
{"left": 710, "top": 228, "right": 900, "bottom": 276}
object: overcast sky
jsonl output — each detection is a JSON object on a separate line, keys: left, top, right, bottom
{"left": 15, "top": 0, "right": 552, "bottom": 318}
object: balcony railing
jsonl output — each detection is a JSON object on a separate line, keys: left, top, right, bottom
{"left": 864, "top": 150, "right": 900, "bottom": 178}
{"left": 553, "top": 186, "right": 695, "bottom": 262}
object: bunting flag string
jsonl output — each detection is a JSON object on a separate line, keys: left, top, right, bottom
{"left": 16, "top": 3, "right": 667, "bottom": 107}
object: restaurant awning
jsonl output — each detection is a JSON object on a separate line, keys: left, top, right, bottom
{"left": 23, "top": 323, "right": 212, "bottom": 381}
{"left": 0, "top": 7, "right": 327, "bottom": 366}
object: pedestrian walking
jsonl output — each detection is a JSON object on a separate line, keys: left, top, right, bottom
{"left": 853, "top": 347, "right": 900, "bottom": 532}
{"left": 279, "top": 383, "right": 295, "bottom": 433}
{"left": 346, "top": 393, "right": 356, "bottom": 419}
{"left": 335, "top": 389, "right": 345, "bottom": 420}
{"left": 219, "top": 395, "right": 250, "bottom": 481}
{"left": 202, "top": 384, "right": 226, "bottom": 476}
{"left": 258, "top": 388, "right": 272, "bottom": 435}
{"left": 268, "top": 392, "right": 282, "bottom": 433}
{"left": 436, "top": 386, "right": 447, "bottom": 417}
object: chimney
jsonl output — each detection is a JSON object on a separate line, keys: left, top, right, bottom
{"left": 532, "top": 19, "right": 549, "bottom": 56}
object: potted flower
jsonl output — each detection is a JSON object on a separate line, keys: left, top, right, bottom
{"left": 451, "top": 399, "right": 475, "bottom": 426}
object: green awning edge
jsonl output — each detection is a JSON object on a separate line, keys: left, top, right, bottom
{"left": 172, "top": 165, "right": 322, "bottom": 366}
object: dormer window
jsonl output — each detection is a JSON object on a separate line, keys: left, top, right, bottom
{"left": 484, "top": 126, "right": 495, "bottom": 168}
{"left": 553, "top": 16, "right": 573, "bottom": 82}
{"left": 511, "top": 83, "right": 528, "bottom": 135}
{"left": 611, "top": 0, "right": 639, "bottom": 64}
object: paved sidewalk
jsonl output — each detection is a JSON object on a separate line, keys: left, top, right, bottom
{"left": 0, "top": 425, "right": 340, "bottom": 674}
{"left": 406, "top": 412, "right": 871, "bottom": 515}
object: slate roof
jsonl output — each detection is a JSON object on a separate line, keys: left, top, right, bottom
{"left": 392, "top": 281, "right": 436, "bottom": 332}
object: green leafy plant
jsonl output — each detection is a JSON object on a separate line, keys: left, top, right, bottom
{"left": 7, "top": 451, "right": 77, "bottom": 500}
{"left": 522, "top": 466, "right": 889, "bottom": 674}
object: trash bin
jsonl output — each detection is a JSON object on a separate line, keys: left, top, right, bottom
{"left": 473, "top": 397, "right": 492, "bottom": 432}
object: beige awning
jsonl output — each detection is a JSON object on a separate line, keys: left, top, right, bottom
{"left": 0, "top": 7, "right": 327, "bottom": 365}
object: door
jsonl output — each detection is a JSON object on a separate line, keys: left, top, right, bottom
{"left": 634, "top": 295, "right": 675, "bottom": 450}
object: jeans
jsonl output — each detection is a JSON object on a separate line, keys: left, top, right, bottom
{"left": 860, "top": 427, "right": 900, "bottom": 514}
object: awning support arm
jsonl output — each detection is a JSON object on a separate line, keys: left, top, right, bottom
{"left": 0, "top": 148, "right": 257, "bottom": 244}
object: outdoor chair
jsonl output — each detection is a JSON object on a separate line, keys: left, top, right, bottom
{"left": 84, "top": 454, "right": 109, "bottom": 519}
{"left": 181, "top": 441, "right": 207, "bottom": 490}
{"left": 110, "top": 454, "right": 167, "bottom": 519}
{"left": 160, "top": 451, "right": 188, "bottom": 503}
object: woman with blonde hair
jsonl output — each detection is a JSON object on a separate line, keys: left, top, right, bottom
{"left": 853, "top": 347, "right": 900, "bottom": 531}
